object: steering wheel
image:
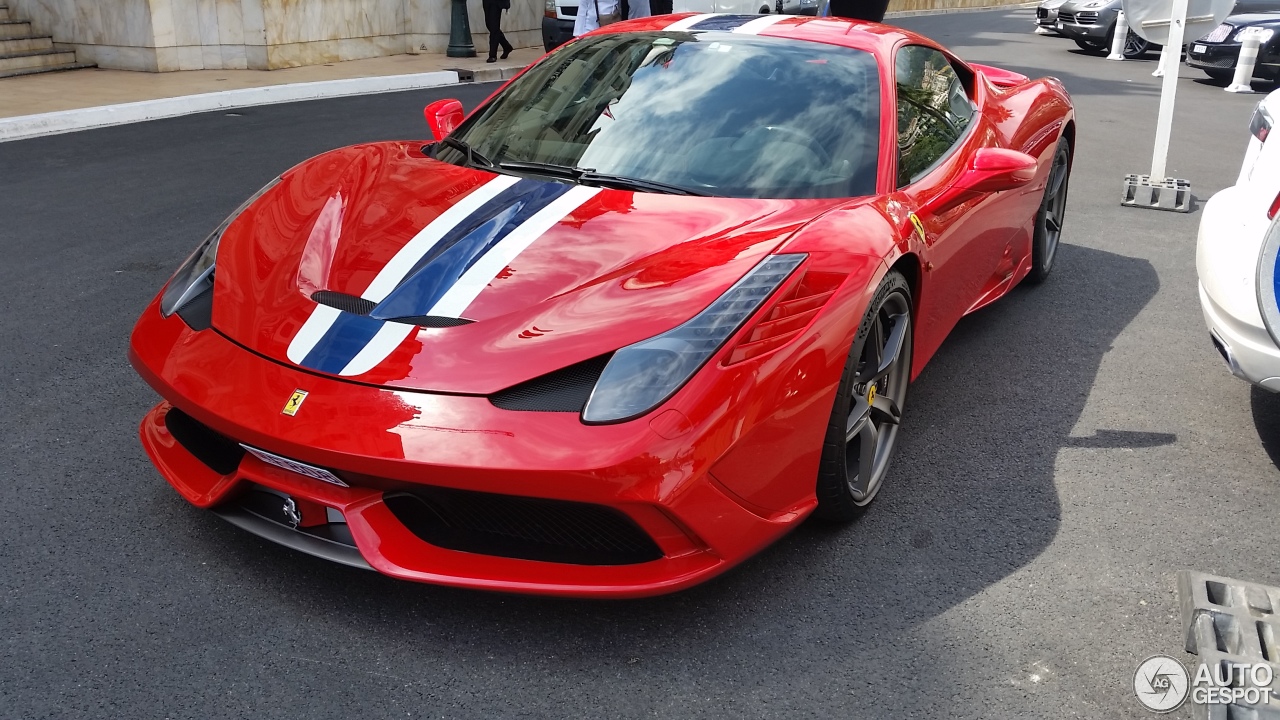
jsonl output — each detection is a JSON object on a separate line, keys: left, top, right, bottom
{"left": 748, "top": 126, "right": 832, "bottom": 166}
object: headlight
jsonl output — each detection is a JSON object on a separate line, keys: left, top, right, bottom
{"left": 1235, "top": 26, "right": 1275, "bottom": 43}
{"left": 160, "top": 177, "right": 280, "bottom": 317}
{"left": 582, "top": 254, "right": 806, "bottom": 424}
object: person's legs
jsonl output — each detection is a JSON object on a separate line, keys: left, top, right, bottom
{"left": 484, "top": 4, "right": 502, "bottom": 60}
{"left": 499, "top": 11, "right": 512, "bottom": 57}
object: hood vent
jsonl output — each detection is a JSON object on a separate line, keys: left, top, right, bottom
{"left": 311, "top": 290, "right": 473, "bottom": 328}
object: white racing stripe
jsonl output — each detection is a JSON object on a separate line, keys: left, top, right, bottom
{"left": 336, "top": 184, "right": 601, "bottom": 376}
{"left": 733, "top": 14, "right": 790, "bottom": 34}
{"left": 664, "top": 13, "right": 718, "bottom": 31}
{"left": 339, "top": 322, "right": 418, "bottom": 377}
{"left": 285, "top": 174, "right": 518, "bottom": 365}
{"left": 428, "top": 185, "right": 602, "bottom": 319}
{"left": 361, "top": 174, "right": 521, "bottom": 303}
{"left": 286, "top": 304, "right": 341, "bottom": 364}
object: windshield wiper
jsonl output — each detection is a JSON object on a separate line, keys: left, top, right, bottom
{"left": 439, "top": 136, "right": 496, "bottom": 169}
{"left": 496, "top": 160, "right": 711, "bottom": 197}
{"left": 578, "top": 171, "right": 712, "bottom": 197}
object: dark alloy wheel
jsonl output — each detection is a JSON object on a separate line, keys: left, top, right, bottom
{"left": 1028, "top": 137, "right": 1071, "bottom": 284}
{"left": 815, "top": 271, "right": 913, "bottom": 521}
{"left": 1123, "top": 30, "right": 1150, "bottom": 58}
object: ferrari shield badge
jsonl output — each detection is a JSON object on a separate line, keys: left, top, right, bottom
{"left": 909, "top": 213, "right": 927, "bottom": 244}
{"left": 282, "top": 389, "right": 308, "bottom": 416}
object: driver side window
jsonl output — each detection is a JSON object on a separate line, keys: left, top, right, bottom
{"left": 894, "top": 45, "right": 975, "bottom": 188}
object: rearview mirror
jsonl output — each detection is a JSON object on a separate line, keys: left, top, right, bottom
{"left": 424, "top": 99, "right": 464, "bottom": 140}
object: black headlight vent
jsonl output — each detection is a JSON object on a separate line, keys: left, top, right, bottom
{"left": 489, "top": 354, "right": 612, "bottom": 413}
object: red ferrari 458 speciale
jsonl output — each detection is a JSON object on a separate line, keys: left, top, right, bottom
{"left": 130, "top": 13, "right": 1074, "bottom": 597}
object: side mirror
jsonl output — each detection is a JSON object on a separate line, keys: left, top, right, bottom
{"left": 926, "top": 147, "right": 1038, "bottom": 213}
{"left": 961, "top": 147, "right": 1038, "bottom": 193}
{"left": 424, "top": 99, "right": 464, "bottom": 140}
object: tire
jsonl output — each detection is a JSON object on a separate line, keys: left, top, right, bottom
{"left": 1122, "top": 31, "right": 1150, "bottom": 58}
{"left": 814, "top": 271, "right": 913, "bottom": 522}
{"left": 1027, "top": 137, "right": 1072, "bottom": 284}
{"left": 1074, "top": 37, "right": 1108, "bottom": 53}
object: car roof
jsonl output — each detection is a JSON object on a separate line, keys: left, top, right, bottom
{"left": 592, "top": 13, "right": 935, "bottom": 58}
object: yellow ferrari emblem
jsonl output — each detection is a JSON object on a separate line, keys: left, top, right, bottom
{"left": 909, "top": 213, "right": 927, "bottom": 244}
{"left": 282, "top": 389, "right": 308, "bottom": 416}
{"left": 867, "top": 385, "right": 876, "bottom": 407}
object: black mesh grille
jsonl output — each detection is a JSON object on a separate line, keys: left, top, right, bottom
{"left": 164, "top": 407, "right": 244, "bottom": 475}
{"left": 1190, "top": 52, "right": 1237, "bottom": 68}
{"left": 312, "top": 290, "right": 376, "bottom": 315}
{"left": 384, "top": 487, "right": 663, "bottom": 565}
{"left": 383, "top": 315, "right": 474, "bottom": 328}
{"left": 489, "top": 354, "right": 611, "bottom": 413}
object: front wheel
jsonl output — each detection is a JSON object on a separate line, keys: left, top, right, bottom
{"left": 814, "top": 271, "right": 913, "bottom": 522}
{"left": 1027, "top": 136, "right": 1072, "bottom": 284}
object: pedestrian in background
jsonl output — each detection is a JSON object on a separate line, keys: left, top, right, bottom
{"left": 574, "top": 0, "right": 650, "bottom": 36}
{"left": 483, "top": 0, "right": 514, "bottom": 63}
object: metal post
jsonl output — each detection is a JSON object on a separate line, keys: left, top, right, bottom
{"left": 1226, "top": 28, "right": 1262, "bottom": 92}
{"left": 1152, "top": 45, "right": 1166, "bottom": 76}
{"left": 447, "top": 0, "right": 477, "bottom": 58}
{"left": 1149, "top": 0, "right": 1190, "bottom": 182}
{"left": 1108, "top": 10, "right": 1129, "bottom": 60}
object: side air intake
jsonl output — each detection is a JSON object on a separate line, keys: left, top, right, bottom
{"left": 489, "top": 354, "right": 612, "bottom": 413}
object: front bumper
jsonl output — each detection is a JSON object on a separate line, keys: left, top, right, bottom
{"left": 1036, "top": 6, "right": 1060, "bottom": 28}
{"left": 1187, "top": 41, "right": 1280, "bottom": 79}
{"left": 1057, "top": 19, "right": 1109, "bottom": 40}
{"left": 127, "top": 288, "right": 849, "bottom": 597}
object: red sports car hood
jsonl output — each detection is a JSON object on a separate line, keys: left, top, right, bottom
{"left": 212, "top": 142, "right": 841, "bottom": 395}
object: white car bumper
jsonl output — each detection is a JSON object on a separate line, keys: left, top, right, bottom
{"left": 1197, "top": 187, "right": 1280, "bottom": 391}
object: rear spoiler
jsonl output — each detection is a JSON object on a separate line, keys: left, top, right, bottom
{"left": 970, "top": 63, "right": 1030, "bottom": 88}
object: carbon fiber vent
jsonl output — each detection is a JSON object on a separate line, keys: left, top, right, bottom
{"left": 383, "top": 315, "right": 473, "bottom": 328}
{"left": 383, "top": 488, "right": 663, "bottom": 565}
{"left": 312, "top": 290, "right": 376, "bottom": 315}
{"left": 489, "top": 354, "right": 611, "bottom": 413}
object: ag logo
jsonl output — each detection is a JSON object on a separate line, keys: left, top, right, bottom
{"left": 1133, "top": 655, "right": 1189, "bottom": 713}
{"left": 282, "top": 389, "right": 308, "bottom": 416}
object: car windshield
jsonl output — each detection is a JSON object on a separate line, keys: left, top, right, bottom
{"left": 439, "top": 31, "right": 881, "bottom": 200}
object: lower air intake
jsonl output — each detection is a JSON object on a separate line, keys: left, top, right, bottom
{"left": 383, "top": 487, "right": 663, "bottom": 566}
{"left": 164, "top": 407, "right": 245, "bottom": 475}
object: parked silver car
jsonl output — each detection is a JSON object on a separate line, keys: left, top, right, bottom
{"left": 1036, "top": 0, "right": 1069, "bottom": 34}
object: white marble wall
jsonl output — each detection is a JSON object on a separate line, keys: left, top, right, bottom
{"left": 11, "top": 0, "right": 543, "bottom": 72}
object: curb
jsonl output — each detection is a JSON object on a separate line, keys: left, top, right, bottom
{"left": 0, "top": 69, "right": 460, "bottom": 143}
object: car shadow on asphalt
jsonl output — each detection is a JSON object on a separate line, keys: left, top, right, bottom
{"left": 184, "top": 241, "right": 1159, "bottom": 708}
{"left": 1250, "top": 386, "right": 1280, "bottom": 470}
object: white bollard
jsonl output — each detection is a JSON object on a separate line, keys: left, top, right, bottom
{"left": 1108, "top": 11, "right": 1129, "bottom": 60}
{"left": 1227, "top": 28, "right": 1263, "bottom": 93}
{"left": 1153, "top": 46, "right": 1167, "bottom": 76}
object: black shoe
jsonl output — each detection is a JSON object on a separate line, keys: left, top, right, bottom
{"left": 486, "top": 56, "right": 496, "bottom": 63}
{"left": 500, "top": 49, "right": 511, "bottom": 60}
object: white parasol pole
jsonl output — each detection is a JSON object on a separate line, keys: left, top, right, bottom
{"left": 1148, "top": 0, "right": 1190, "bottom": 182}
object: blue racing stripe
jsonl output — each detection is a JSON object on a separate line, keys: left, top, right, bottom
{"left": 298, "top": 311, "right": 387, "bottom": 374}
{"left": 369, "top": 179, "right": 572, "bottom": 321}
{"left": 687, "top": 15, "right": 760, "bottom": 31}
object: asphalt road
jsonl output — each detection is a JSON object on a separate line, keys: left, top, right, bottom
{"left": 2, "top": 9, "right": 1278, "bottom": 719}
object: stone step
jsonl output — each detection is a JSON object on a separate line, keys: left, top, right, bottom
{"left": 0, "top": 49, "right": 79, "bottom": 74}
{"left": 0, "top": 20, "right": 32, "bottom": 39}
{"left": 0, "top": 61, "right": 95, "bottom": 80}
{"left": 0, "top": 36, "right": 52, "bottom": 55}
